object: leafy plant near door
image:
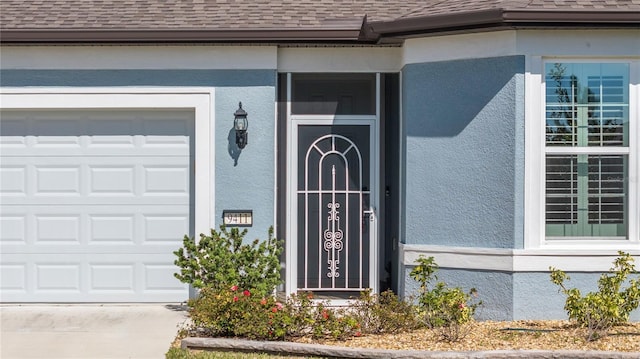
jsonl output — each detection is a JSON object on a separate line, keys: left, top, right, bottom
{"left": 550, "top": 251, "right": 640, "bottom": 341}
{"left": 350, "top": 288, "right": 422, "bottom": 334}
{"left": 409, "top": 256, "right": 482, "bottom": 342}
{"left": 173, "top": 225, "right": 282, "bottom": 297}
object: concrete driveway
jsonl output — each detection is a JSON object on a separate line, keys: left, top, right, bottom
{"left": 0, "top": 304, "right": 188, "bottom": 359}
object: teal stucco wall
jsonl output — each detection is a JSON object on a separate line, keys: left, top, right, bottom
{"left": 401, "top": 56, "right": 525, "bottom": 249}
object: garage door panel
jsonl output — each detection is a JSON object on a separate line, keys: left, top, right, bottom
{"left": 0, "top": 215, "right": 26, "bottom": 243}
{"left": 1, "top": 205, "right": 191, "bottom": 250}
{"left": 36, "top": 264, "right": 82, "bottom": 291}
{"left": 1, "top": 157, "right": 190, "bottom": 205}
{"left": 0, "top": 165, "right": 26, "bottom": 195}
{"left": 0, "top": 254, "right": 187, "bottom": 302}
{"left": 90, "top": 166, "right": 135, "bottom": 195}
{"left": 0, "top": 109, "right": 192, "bottom": 302}
{"left": 36, "top": 215, "right": 81, "bottom": 244}
{"left": 0, "top": 146, "right": 192, "bottom": 157}
{"left": 1, "top": 110, "right": 193, "bottom": 157}
{"left": 35, "top": 166, "right": 81, "bottom": 195}
{"left": 90, "top": 264, "right": 135, "bottom": 291}
{"left": 0, "top": 263, "right": 27, "bottom": 293}
{"left": 2, "top": 195, "right": 190, "bottom": 206}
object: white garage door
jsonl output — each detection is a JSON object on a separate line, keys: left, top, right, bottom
{"left": 0, "top": 109, "right": 192, "bottom": 302}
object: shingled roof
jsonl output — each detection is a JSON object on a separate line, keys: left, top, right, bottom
{"left": 1, "top": 0, "right": 639, "bottom": 43}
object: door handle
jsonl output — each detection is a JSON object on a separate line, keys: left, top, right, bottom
{"left": 363, "top": 210, "right": 375, "bottom": 222}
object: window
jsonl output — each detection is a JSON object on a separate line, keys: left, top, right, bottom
{"left": 291, "top": 73, "right": 376, "bottom": 115}
{"left": 542, "top": 62, "right": 637, "bottom": 241}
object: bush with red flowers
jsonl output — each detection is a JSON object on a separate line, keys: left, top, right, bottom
{"left": 188, "top": 286, "right": 292, "bottom": 340}
{"left": 187, "top": 288, "right": 361, "bottom": 341}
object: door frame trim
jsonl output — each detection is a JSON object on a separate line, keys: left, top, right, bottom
{"left": 284, "top": 74, "right": 381, "bottom": 296}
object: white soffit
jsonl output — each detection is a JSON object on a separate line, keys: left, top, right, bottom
{"left": 0, "top": 45, "right": 278, "bottom": 70}
{"left": 516, "top": 29, "right": 640, "bottom": 57}
{"left": 403, "top": 30, "right": 517, "bottom": 65}
{"left": 277, "top": 47, "right": 402, "bottom": 72}
{"left": 402, "top": 29, "right": 640, "bottom": 66}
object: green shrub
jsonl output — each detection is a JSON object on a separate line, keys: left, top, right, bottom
{"left": 351, "top": 289, "right": 422, "bottom": 334}
{"left": 409, "top": 256, "right": 481, "bottom": 341}
{"left": 550, "top": 251, "right": 640, "bottom": 341}
{"left": 173, "top": 226, "right": 282, "bottom": 297}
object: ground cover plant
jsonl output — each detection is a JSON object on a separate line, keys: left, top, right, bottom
{"left": 409, "top": 256, "right": 482, "bottom": 341}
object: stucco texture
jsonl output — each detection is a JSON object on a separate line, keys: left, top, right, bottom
{"left": 404, "top": 267, "right": 514, "bottom": 321}
{"left": 401, "top": 56, "right": 525, "bottom": 249}
{"left": 1, "top": 69, "right": 277, "bottom": 239}
{"left": 514, "top": 272, "right": 640, "bottom": 321}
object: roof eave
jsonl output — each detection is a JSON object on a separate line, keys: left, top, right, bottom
{"left": 368, "top": 8, "right": 505, "bottom": 35}
{"left": 503, "top": 9, "right": 640, "bottom": 23}
{"left": 0, "top": 28, "right": 370, "bottom": 44}
{"left": 368, "top": 9, "right": 640, "bottom": 38}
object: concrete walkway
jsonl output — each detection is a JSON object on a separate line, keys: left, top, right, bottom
{"left": 0, "top": 304, "right": 188, "bottom": 359}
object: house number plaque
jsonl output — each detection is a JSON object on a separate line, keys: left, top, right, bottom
{"left": 223, "top": 210, "right": 253, "bottom": 227}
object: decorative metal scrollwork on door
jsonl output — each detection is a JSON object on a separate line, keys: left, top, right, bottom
{"left": 323, "top": 167, "right": 344, "bottom": 279}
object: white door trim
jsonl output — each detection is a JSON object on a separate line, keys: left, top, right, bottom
{"left": 0, "top": 87, "right": 214, "bottom": 248}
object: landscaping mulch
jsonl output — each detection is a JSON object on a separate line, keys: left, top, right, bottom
{"left": 290, "top": 321, "right": 640, "bottom": 352}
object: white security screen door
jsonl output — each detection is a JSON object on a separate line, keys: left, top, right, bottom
{"left": 296, "top": 125, "right": 374, "bottom": 292}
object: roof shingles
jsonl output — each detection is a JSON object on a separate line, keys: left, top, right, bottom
{"left": 0, "top": 0, "right": 638, "bottom": 38}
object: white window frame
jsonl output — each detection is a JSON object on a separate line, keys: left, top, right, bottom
{"left": 525, "top": 58, "right": 640, "bottom": 250}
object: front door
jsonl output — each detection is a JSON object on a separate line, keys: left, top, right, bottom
{"left": 289, "top": 121, "right": 378, "bottom": 296}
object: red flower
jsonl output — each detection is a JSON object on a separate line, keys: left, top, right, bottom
{"left": 307, "top": 293, "right": 314, "bottom": 300}
{"left": 230, "top": 285, "right": 238, "bottom": 291}
{"left": 458, "top": 303, "right": 466, "bottom": 309}
{"left": 276, "top": 302, "right": 283, "bottom": 310}
{"left": 243, "top": 290, "right": 251, "bottom": 297}
{"left": 321, "top": 310, "right": 329, "bottom": 320}
{"left": 272, "top": 307, "right": 278, "bottom": 313}
{"left": 233, "top": 296, "right": 239, "bottom": 302}
{"left": 355, "top": 331, "right": 362, "bottom": 337}
{"left": 260, "top": 298, "right": 268, "bottom": 305}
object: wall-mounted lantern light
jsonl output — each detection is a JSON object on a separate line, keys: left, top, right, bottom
{"left": 234, "top": 102, "right": 248, "bottom": 149}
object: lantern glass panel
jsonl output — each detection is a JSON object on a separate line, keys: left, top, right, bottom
{"left": 235, "top": 117, "right": 248, "bottom": 131}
